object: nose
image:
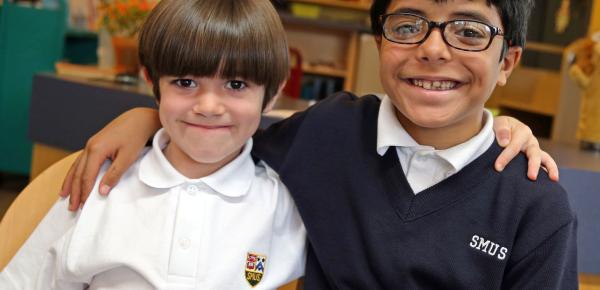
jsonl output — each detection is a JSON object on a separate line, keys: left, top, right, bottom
{"left": 192, "top": 91, "right": 225, "bottom": 117}
{"left": 416, "top": 29, "right": 452, "bottom": 64}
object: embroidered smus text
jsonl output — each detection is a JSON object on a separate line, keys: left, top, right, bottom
{"left": 469, "top": 235, "right": 508, "bottom": 260}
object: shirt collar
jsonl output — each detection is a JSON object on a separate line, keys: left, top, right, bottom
{"left": 377, "top": 95, "right": 422, "bottom": 156}
{"left": 435, "top": 110, "right": 494, "bottom": 172}
{"left": 376, "top": 95, "right": 495, "bottom": 171}
{"left": 139, "top": 129, "right": 255, "bottom": 197}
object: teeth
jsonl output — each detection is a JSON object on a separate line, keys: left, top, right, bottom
{"left": 411, "top": 79, "right": 457, "bottom": 90}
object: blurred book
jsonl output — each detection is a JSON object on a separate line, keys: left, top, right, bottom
{"left": 300, "top": 75, "right": 343, "bottom": 101}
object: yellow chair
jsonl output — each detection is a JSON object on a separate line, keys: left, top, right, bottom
{"left": 0, "top": 151, "right": 79, "bottom": 270}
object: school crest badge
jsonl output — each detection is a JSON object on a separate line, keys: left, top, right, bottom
{"left": 245, "top": 252, "right": 267, "bottom": 287}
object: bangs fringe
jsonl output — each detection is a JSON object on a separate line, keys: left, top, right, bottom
{"left": 140, "top": 0, "right": 287, "bottom": 86}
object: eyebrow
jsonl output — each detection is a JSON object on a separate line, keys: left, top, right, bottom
{"left": 387, "top": 8, "right": 494, "bottom": 25}
{"left": 449, "top": 11, "right": 492, "bottom": 23}
{"left": 388, "top": 7, "right": 425, "bottom": 15}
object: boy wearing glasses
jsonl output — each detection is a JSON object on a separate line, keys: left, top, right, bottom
{"left": 58, "top": 0, "right": 574, "bottom": 289}
{"left": 258, "top": 0, "right": 576, "bottom": 288}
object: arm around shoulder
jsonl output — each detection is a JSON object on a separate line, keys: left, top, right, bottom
{"left": 61, "top": 107, "right": 159, "bottom": 210}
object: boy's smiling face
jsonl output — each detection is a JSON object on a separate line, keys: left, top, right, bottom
{"left": 377, "top": 0, "right": 521, "bottom": 148}
{"left": 157, "top": 75, "right": 265, "bottom": 178}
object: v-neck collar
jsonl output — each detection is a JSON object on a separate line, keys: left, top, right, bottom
{"left": 380, "top": 141, "right": 501, "bottom": 221}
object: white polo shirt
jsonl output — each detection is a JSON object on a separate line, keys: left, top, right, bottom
{"left": 376, "top": 95, "right": 495, "bottom": 194}
{"left": 0, "top": 129, "right": 306, "bottom": 290}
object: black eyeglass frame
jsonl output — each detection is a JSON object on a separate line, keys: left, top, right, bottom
{"left": 379, "top": 13, "right": 507, "bottom": 52}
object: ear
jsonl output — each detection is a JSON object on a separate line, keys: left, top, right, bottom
{"left": 263, "top": 81, "right": 287, "bottom": 113}
{"left": 141, "top": 67, "right": 152, "bottom": 84}
{"left": 141, "top": 67, "right": 160, "bottom": 105}
{"left": 375, "top": 35, "right": 383, "bottom": 51}
{"left": 496, "top": 46, "right": 522, "bottom": 86}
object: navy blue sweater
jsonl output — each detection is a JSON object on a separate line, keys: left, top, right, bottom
{"left": 254, "top": 93, "right": 577, "bottom": 290}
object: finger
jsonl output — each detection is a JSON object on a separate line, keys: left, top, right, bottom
{"left": 70, "top": 151, "right": 89, "bottom": 210}
{"left": 493, "top": 117, "right": 512, "bottom": 147}
{"left": 81, "top": 148, "right": 112, "bottom": 197}
{"left": 541, "top": 151, "right": 559, "bottom": 181}
{"left": 68, "top": 190, "right": 80, "bottom": 212}
{"left": 59, "top": 153, "right": 81, "bottom": 198}
{"left": 494, "top": 143, "right": 520, "bottom": 172}
{"left": 494, "top": 128, "right": 529, "bottom": 172}
{"left": 525, "top": 143, "right": 542, "bottom": 181}
{"left": 511, "top": 126, "right": 539, "bottom": 180}
{"left": 63, "top": 155, "right": 84, "bottom": 212}
{"left": 99, "top": 149, "right": 138, "bottom": 195}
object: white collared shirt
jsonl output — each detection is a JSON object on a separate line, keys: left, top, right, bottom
{"left": 376, "top": 95, "right": 495, "bottom": 194}
{"left": 1, "top": 129, "right": 306, "bottom": 290}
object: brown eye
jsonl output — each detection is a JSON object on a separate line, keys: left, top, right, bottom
{"left": 226, "top": 80, "right": 247, "bottom": 90}
{"left": 173, "top": 79, "right": 197, "bottom": 88}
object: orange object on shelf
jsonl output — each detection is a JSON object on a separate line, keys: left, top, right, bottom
{"left": 112, "top": 36, "right": 140, "bottom": 75}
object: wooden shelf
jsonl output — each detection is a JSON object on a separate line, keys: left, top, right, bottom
{"left": 278, "top": 11, "right": 369, "bottom": 33}
{"left": 526, "top": 41, "right": 564, "bottom": 55}
{"left": 490, "top": 66, "right": 561, "bottom": 117}
{"left": 302, "top": 64, "right": 347, "bottom": 78}
{"left": 291, "top": 0, "right": 371, "bottom": 11}
{"left": 281, "top": 1, "right": 366, "bottom": 92}
{"left": 498, "top": 99, "right": 556, "bottom": 117}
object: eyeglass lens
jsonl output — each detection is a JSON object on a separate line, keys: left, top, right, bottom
{"left": 383, "top": 14, "right": 495, "bottom": 51}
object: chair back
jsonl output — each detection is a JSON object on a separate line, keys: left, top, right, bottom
{"left": 0, "top": 152, "right": 79, "bottom": 269}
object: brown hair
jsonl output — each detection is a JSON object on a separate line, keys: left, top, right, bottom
{"left": 139, "top": 0, "right": 289, "bottom": 109}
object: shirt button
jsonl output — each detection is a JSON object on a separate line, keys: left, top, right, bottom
{"left": 186, "top": 185, "right": 199, "bottom": 195}
{"left": 179, "top": 237, "right": 191, "bottom": 250}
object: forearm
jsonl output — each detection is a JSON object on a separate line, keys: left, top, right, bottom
{"left": 109, "top": 107, "right": 160, "bottom": 147}
{"left": 61, "top": 107, "right": 160, "bottom": 208}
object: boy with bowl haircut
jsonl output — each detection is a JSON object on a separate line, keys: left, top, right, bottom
{"left": 0, "top": 0, "right": 305, "bottom": 289}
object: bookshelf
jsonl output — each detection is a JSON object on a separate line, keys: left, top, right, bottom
{"left": 302, "top": 64, "right": 347, "bottom": 78}
{"left": 281, "top": 1, "right": 371, "bottom": 99}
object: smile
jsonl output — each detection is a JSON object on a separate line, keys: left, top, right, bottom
{"left": 183, "top": 121, "right": 231, "bottom": 130}
{"left": 409, "top": 79, "right": 459, "bottom": 91}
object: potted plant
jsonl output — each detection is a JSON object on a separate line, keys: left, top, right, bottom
{"left": 98, "top": 0, "right": 158, "bottom": 74}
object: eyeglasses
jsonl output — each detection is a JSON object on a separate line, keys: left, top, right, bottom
{"left": 379, "top": 13, "right": 506, "bottom": 52}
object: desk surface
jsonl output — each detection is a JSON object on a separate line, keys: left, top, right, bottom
{"left": 540, "top": 139, "right": 600, "bottom": 173}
